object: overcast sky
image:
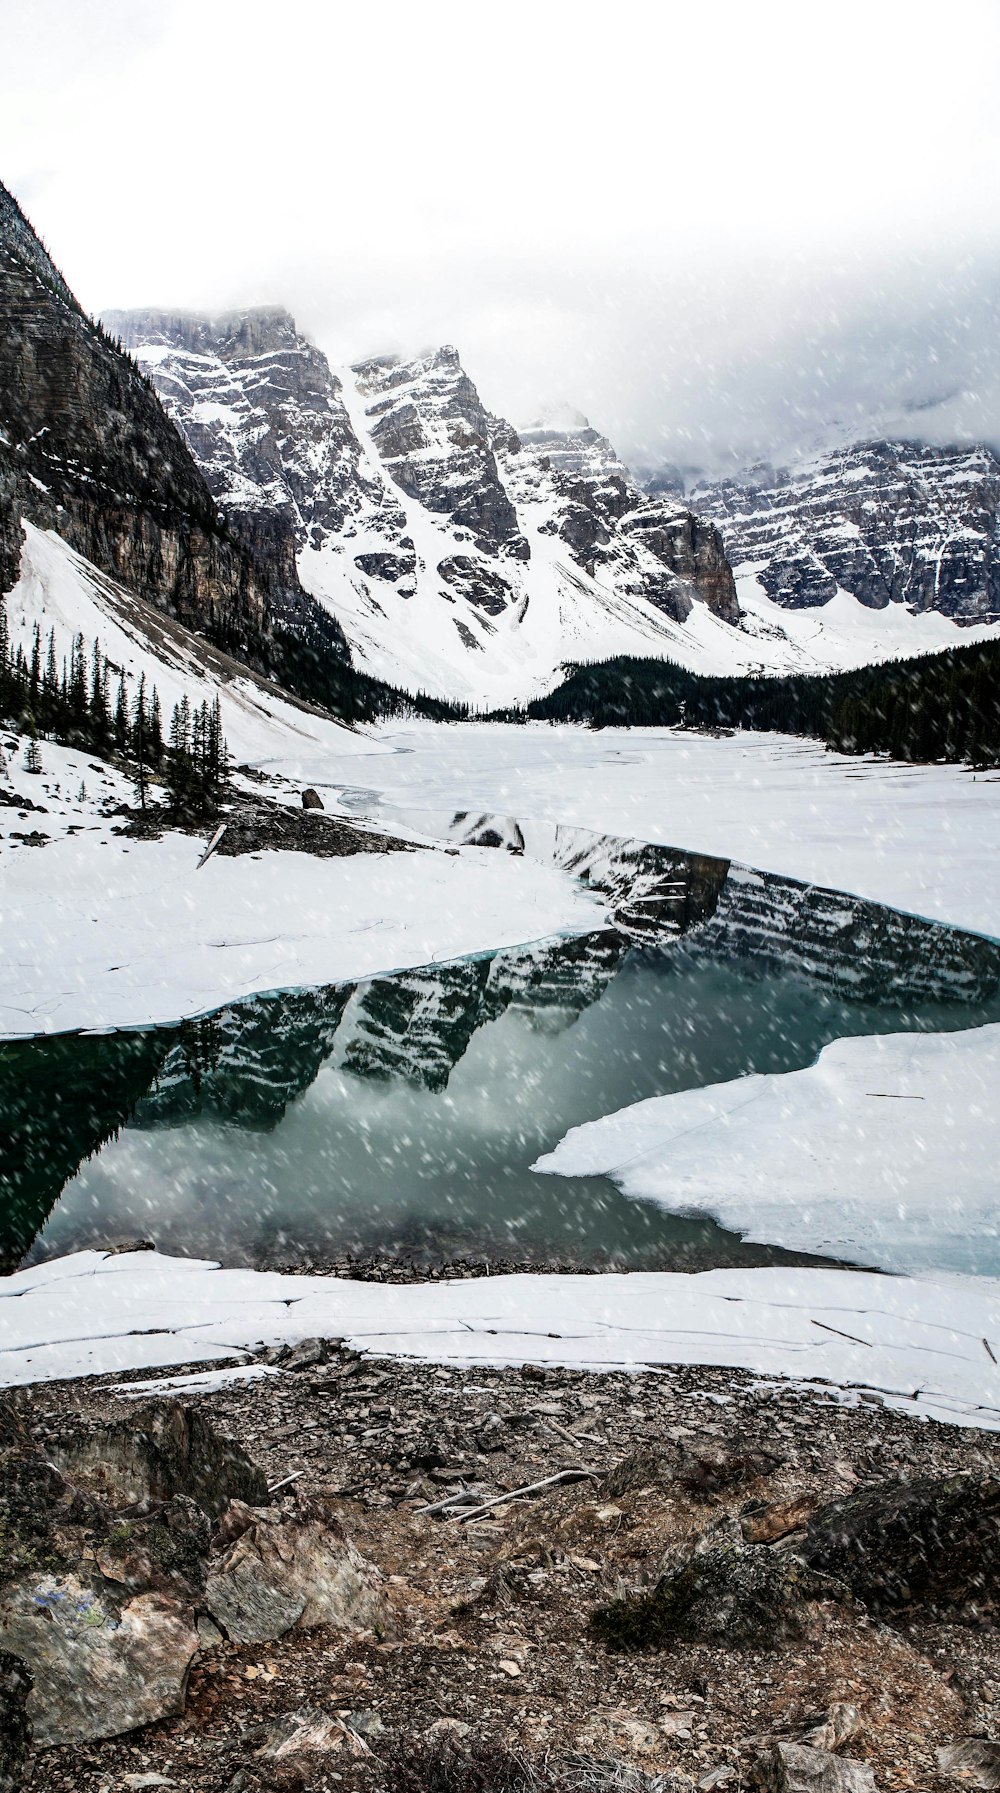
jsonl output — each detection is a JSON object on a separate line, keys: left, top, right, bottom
{"left": 3, "top": 0, "right": 1000, "bottom": 475}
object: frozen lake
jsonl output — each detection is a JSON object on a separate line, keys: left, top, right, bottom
{"left": 5, "top": 833, "right": 1000, "bottom": 1277}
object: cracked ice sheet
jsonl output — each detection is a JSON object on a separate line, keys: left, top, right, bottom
{"left": 0, "top": 809, "right": 604, "bottom": 1038}
{"left": 534, "top": 1024, "right": 1000, "bottom": 1279}
{"left": 2, "top": 1251, "right": 999, "bottom": 1430}
{"left": 333, "top": 721, "right": 1000, "bottom": 940}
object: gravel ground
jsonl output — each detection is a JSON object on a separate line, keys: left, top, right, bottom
{"left": 19, "top": 1326, "right": 1000, "bottom": 1793}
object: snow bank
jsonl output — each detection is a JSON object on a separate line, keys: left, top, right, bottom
{"left": 2, "top": 1250, "right": 999, "bottom": 1431}
{"left": 535, "top": 1024, "right": 1000, "bottom": 1278}
{"left": 0, "top": 767, "right": 603, "bottom": 1036}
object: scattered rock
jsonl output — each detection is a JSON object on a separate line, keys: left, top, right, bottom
{"left": 282, "top": 1336, "right": 327, "bottom": 1370}
{"left": 580, "top": 1711, "right": 663, "bottom": 1758}
{"left": 936, "top": 1740, "right": 1000, "bottom": 1788}
{"left": 756, "top": 1741, "right": 876, "bottom": 1791}
{"left": 423, "top": 1718, "right": 471, "bottom": 1743}
{"left": 256, "top": 1706, "right": 344, "bottom": 1759}
{"left": 799, "top": 1704, "right": 861, "bottom": 1753}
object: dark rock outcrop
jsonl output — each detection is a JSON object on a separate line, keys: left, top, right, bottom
{"left": 621, "top": 505, "right": 741, "bottom": 624}
{"left": 0, "top": 182, "right": 354, "bottom": 725}
{"left": 0, "top": 1652, "right": 31, "bottom": 1793}
{"left": 48, "top": 1402, "right": 268, "bottom": 1518}
{"left": 437, "top": 554, "right": 514, "bottom": 615}
{"left": 936, "top": 1740, "right": 1000, "bottom": 1789}
{"left": 590, "top": 1540, "right": 831, "bottom": 1650}
{"left": 692, "top": 440, "right": 1000, "bottom": 623}
{"left": 801, "top": 1472, "right": 1000, "bottom": 1616}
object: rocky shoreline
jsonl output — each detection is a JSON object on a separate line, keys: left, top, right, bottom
{"left": 3, "top": 1328, "right": 998, "bottom": 1793}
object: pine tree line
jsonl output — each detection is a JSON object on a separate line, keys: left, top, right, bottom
{"left": 0, "top": 594, "right": 228, "bottom": 816}
{"left": 525, "top": 640, "right": 1000, "bottom": 767}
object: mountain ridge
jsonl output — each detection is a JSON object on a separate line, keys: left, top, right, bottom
{"left": 109, "top": 304, "right": 1000, "bottom": 702}
{"left": 0, "top": 185, "right": 361, "bottom": 714}
{"left": 109, "top": 309, "right": 752, "bottom": 704}
{"left": 689, "top": 438, "right": 1000, "bottom": 624}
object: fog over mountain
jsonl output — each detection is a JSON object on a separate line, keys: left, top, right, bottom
{"left": 3, "top": 0, "right": 999, "bottom": 479}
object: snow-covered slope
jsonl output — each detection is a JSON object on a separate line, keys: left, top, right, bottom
{"left": 3, "top": 523, "right": 368, "bottom": 777}
{"left": 691, "top": 440, "right": 1000, "bottom": 626}
{"left": 0, "top": 533, "right": 610, "bottom": 1038}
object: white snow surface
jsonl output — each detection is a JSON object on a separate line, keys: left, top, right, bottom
{"left": 535, "top": 1025, "right": 1000, "bottom": 1278}
{"left": 2, "top": 1250, "right": 999, "bottom": 1431}
{"left": 334, "top": 721, "right": 1000, "bottom": 941}
{"left": 0, "top": 786, "right": 601, "bottom": 1036}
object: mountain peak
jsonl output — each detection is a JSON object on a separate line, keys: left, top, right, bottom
{"left": 105, "top": 305, "right": 301, "bottom": 359}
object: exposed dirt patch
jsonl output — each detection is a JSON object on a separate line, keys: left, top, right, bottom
{"left": 113, "top": 792, "right": 419, "bottom": 859}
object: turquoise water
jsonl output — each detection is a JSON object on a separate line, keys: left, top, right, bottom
{"left": 5, "top": 900, "right": 1000, "bottom": 1274}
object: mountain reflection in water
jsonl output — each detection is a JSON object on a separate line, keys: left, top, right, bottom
{"left": 4, "top": 830, "right": 1000, "bottom": 1275}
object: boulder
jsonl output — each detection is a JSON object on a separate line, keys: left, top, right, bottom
{"left": 0, "top": 1573, "right": 198, "bottom": 1746}
{"left": 798, "top": 1705, "right": 861, "bottom": 1753}
{"left": 256, "top": 1706, "right": 345, "bottom": 1759}
{"left": 205, "top": 1512, "right": 383, "bottom": 1645}
{"left": 48, "top": 1402, "right": 267, "bottom": 1519}
{"left": 802, "top": 1472, "right": 1000, "bottom": 1615}
{"left": 0, "top": 1652, "right": 31, "bottom": 1793}
{"left": 936, "top": 1741, "right": 1000, "bottom": 1789}
{"left": 590, "top": 1541, "right": 830, "bottom": 1650}
{"left": 301, "top": 787, "right": 324, "bottom": 810}
{"left": 756, "top": 1743, "right": 875, "bottom": 1791}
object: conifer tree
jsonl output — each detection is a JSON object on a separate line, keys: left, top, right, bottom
{"left": 114, "top": 673, "right": 129, "bottom": 753}
{"left": 132, "top": 672, "right": 149, "bottom": 811}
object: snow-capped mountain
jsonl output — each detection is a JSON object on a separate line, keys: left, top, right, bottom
{"left": 107, "top": 308, "right": 1000, "bottom": 700}
{"left": 107, "top": 313, "right": 784, "bottom": 704}
{"left": 690, "top": 441, "right": 1000, "bottom": 625}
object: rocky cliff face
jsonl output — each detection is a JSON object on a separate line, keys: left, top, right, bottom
{"left": 110, "top": 311, "right": 741, "bottom": 703}
{"left": 105, "top": 306, "right": 389, "bottom": 555}
{"left": 691, "top": 440, "right": 1000, "bottom": 623}
{"left": 354, "top": 346, "right": 529, "bottom": 561}
{"left": 0, "top": 185, "right": 349, "bottom": 674}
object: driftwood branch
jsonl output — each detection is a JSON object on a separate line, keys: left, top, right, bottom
{"left": 449, "top": 1466, "right": 598, "bottom": 1524}
{"left": 197, "top": 822, "right": 227, "bottom": 869}
{"left": 267, "top": 1468, "right": 305, "bottom": 1496}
